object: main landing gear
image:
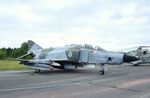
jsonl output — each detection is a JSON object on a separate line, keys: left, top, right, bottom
{"left": 35, "top": 69, "right": 41, "bottom": 73}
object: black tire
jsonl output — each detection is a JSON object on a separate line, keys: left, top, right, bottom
{"left": 101, "top": 70, "right": 104, "bottom": 75}
{"left": 132, "top": 64, "right": 138, "bottom": 66}
{"left": 99, "top": 70, "right": 105, "bottom": 75}
{"left": 75, "top": 66, "right": 78, "bottom": 69}
{"left": 35, "top": 69, "right": 41, "bottom": 73}
{"left": 38, "top": 69, "right": 41, "bottom": 72}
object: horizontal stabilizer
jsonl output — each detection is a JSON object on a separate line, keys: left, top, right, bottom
{"left": 17, "top": 53, "right": 32, "bottom": 60}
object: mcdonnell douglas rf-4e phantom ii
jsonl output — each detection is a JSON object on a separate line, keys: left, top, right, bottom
{"left": 18, "top": 40, "right": 138, "bottom": 75}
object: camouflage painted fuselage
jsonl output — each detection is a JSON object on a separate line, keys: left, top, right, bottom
{"left": 32, "top": 44, "right": 124, "bottom": 67}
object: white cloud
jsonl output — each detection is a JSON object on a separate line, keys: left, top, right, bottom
{"left": 37, "top": 0, "right": 75, "bottom": 11}
{"left": 0, "top": 0, "right": 150, "bottom": 51}
{"left": 121, "top": 2, "right": 138, "bottom": 16}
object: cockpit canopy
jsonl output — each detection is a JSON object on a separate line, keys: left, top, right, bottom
{"left": 67, "top": 44, "right": 106, "bottom": 51}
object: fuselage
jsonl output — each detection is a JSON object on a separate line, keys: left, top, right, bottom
{"left": 20, "top": 44, "right": 138, "bottom": 70}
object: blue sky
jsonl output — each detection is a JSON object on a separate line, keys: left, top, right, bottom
{"left": 0, "top": 0, "right": 150, "bottom": 50}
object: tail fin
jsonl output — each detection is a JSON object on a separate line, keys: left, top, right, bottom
{"left": 28, "top": 40, "right": 42, "bottom": 53}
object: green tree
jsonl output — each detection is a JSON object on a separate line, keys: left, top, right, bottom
{"left": 10, "top": 42, "right": 28, "bottom": 58}
{"left": 0, "top": 42, "right": 28, "bottom": 59}
{"left": 0, "top": 49, "right": 7, "bottom": 59}
{"left": 20, "top": 42, "right": 28, "bottom": 55}
{"left": 6, "top": 47, "right": 12, "bottom": 57}
{"left": 10, "top": 48, "right": 22, "bottom": 58}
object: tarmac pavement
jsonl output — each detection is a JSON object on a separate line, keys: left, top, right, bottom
{"left": 0, "top": 64, "right": 150, "bottom": 98}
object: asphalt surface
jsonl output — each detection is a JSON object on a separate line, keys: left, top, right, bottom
{"left": 0, "top": 64, "right": 150, "bottom": 98}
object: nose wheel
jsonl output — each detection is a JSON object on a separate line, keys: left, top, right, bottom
{"left": 99, "top": 64, "right": 105, "bottom": 75}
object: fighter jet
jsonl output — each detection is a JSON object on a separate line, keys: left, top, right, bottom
{"left": 125, "top": 46, "right": 150, "bottom": 66}
{"left": 18, "top": 40, "right": 138, "bottom": 75}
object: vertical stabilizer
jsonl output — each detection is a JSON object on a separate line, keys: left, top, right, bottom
{"left": 28, "top": 40, "right": 42, "bottom": 53}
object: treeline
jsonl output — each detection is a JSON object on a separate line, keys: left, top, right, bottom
{"left": 0, "top": 42, "right": 28, "bottom": 59}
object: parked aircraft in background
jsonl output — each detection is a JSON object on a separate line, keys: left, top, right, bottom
{"left": 124, "top": 46, "right": 150, "bottom": 66}
{"left": 18, "top": 40, "right": 138, "bottom": 75}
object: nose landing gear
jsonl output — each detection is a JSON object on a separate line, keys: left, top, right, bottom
{"left": 99, "top": 64, "right": 105, "bottom": 75}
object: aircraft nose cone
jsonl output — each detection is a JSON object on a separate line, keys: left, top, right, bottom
{"left": 123, "top": 54, "right": 139, "bottom": 63}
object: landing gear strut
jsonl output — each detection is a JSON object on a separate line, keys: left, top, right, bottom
{"left": 99, "top": 64, "right": 105, "bottom": 75}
